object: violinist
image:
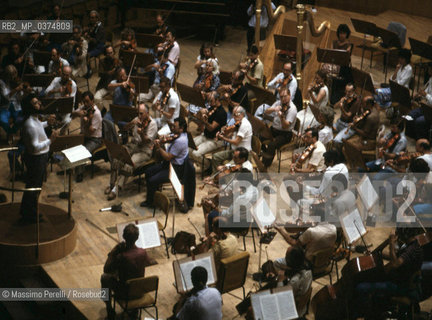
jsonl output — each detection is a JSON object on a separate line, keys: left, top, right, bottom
{"left": 1, "top": 41, "right": 33, "bottom": 76}
{"left": 189, "top": 92, "right": 227, "bottom": 176}
{"left": 45, "top": 65, "right": 76, "bottom": 100}
{"left": 71, "top": 91, "right": 103, "bottom": 183}
{"left": 362, "top": 117, "right": 407, "bottom": 172}
{"left": 173, "top": 266, "right": 222, "bottom": 320}
{"left": 218, "top": 70, "right": 250, "bottom": 114}
{"left": 262, "top": 88, "right": 297, "bottom": 168}
{"left": 267, "top": 62, "right": 298, "bottom": 101}
{"left": 333, "top": 83, "right": 360, "bottom": 145}
{"left": 152, "top": 76, "right": 180, "bottom": 129}
{"left": 106, "top": 67, "right": 135, "bottom": 110}
{"left": 106, "top": 104, "right": 157, "bottom": 200}
{"left": 291, "top": 128, "right": 326, "bottom": 173}
{"left": 141, "top": 117, "right": 190, "bottom": 209}
{"left": 154, "top": 14, "right": 168, "bottom": 37}
{"left": 62, "top": 25, "right": 88, "bottom": 77}
{"left": 85, "top": 10, "right": 106, "bottom": 59}
{"left": 211, "top": 106, "right": 253, "bottom": 173}
{"left": 157, "top": 28, "right": 180, "bottom": 67}
{"left": 239, "top": 45, "right": 264, "bottom": 88}
{"left": 47, "top": 48, "right": 69, "bottom": 76}
{"left": 316, "top": 106, "right": 335, "bottom": 145}
{"left": 353, "top": 227, "right": 423, "bottom": 319}
{"left": 193, "top": 60, "right": 220, "bottom": 97}
{"left": 194, "top": 42, "right": 219, "bottom": 76}
{"left": 298, "top": 70, "right": 329, "bottom": 133}
{"left": 114, "top": 28, "right": 136, "bottom": 53}
{"left": 385, "top": 139, "right": 432, "bottom": 173}
{"left": 101, "top": 224, "right": 156, "bottom": 320}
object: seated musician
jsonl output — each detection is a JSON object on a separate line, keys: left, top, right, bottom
{"left": 405, "top": 67, "right": 432, "bottom": 140}
{"left": 219, "top": 70, "right": 250, "bottom": 115}
{"left": 354, "top": 227, "right": 423, "bottom": 319}
{"left": 291, "top": 128, "right": 327, "bottom": 174}
{"left": 157, "top": 28, "right": 180, "bottom": 67}
{"left": 211, "top": 106, "right": 253, "bottom": 172}
{"left": 409, "top": 158, "right": 432, "bottom": 222}
{"left": 152, "top": 76, "right": 180, "bottom": 129}
{"left": 101, "top": 223, "right": 156, "bottom": 320}
{"left": 193, "top": 60, "right": 220, "bottom": 96}
{"left": 154, "top": 14, "right": 168, "bottom": 37}
{"left": 239, "top": 45, "right": 264, "bottom": 89}
{"left": 361, "top": 117, "right": 407, "bottom": 172}
{"left": 189, "top": 92, "right": 227, "bottom": 175}
{"left": 62, "top": 25, "right": 88, "bottom": 77}
{"left": 174, "top": 266, "right": 222, "bottom": 320}
{"left": 107, "top": 67, "right": 136, "bottom": 108}
{"left": 333, "top": 83, "right": 361, "bottom": 145}
{"left": 375, "top": 49, "right": 413, "bottom": 108}
{"left": 71, "top": 91, "right": 103, "bottom": 183}
{"left": 114, "top": 27, "right": 136, "bottom": 53}
{"left": 266, "top": 62, "right": 297, "bottom": 101}
{"left": 195, "top": 42, "right": 219, "bottom": 76}
{"left": 1, "top": 40, "right": 33, "bottom": 76}
{"left": 298, "top": 70, "right": 329, "bottom": 133}
{"left": 85, "top": 10, "right": 106, "bottom": 59}
{"left": 385, "top": 138, "right": 432, "bottom": 173}
{"left": 141, "top": 117, "right": 189, "bottom": 209}
{"left": 94, "top": 45, "right": 121, "bottom": 108}
{"left": 317, "top": 106, "right": 335, "bottom": 146}
{"left": 105, "top": 103, "right": 157, "bottom": 200}
{"left": 47, "top": 48, "right": 70, "bottom": 76}
{"left": 261, "top": 88, "right": 298, "bottom": 168}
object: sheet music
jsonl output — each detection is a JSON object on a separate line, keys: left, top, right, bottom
{"left": 158, "top": 124, "right": 171, "bottom": 136}
{"left": 116, "top": 219, "right": 161, "bottom": 249}
{"left": 357, "top": 176, "right": 378, "bottom": 211}
{"left": 251, "top": 290, "right": 271, "bottom": 320}
{"left": 341, "top": 208, "right": 366, "bottom": 244}
{"left": 252, "top": 198, "right": 276, "bottom": 233}
{"left": 260, "top": 294, "right": 279, "bottom": 320}
{"left": 169, "top": 163, "right": 184, "bottom": 201}
{"left": 257, "top": 289, "right": 298, "bottom": 320}
{"left": 179, "top": 256, "right": 214, "bottom": 292}
{"left": 61, "top": 145, "right": 92, "bottom": 163}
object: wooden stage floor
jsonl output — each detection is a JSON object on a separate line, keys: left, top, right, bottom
{"left": 0, "top": 5, "right": 431, "bottom": 319}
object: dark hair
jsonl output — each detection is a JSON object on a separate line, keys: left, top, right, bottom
{"left": 316, "top": 70, "right": 327, "bottom": 83}
{"left": 420, "top": 141, "right": 431, "bottom": 151}
{"left": 166, "top": 27, "right": 176, "bottom": 38}
{"left": 160, "top": 76, "right": 171, "bottom": 87}
{"left": 123, "top": 224, "right": 139, "bottom": 245}
{"left": 200, "top": 42, "right": 215, "bottom": 60}
{"left": 398, "top": 48, "right": 412, "bottom": 64}
{"left": 409, "top": 158, "right": 430, "bottom": 173}
{"left": 236, "top": 147, "right": 249, "bottom": 162}
{"left": 285, "top": 246, "right": 306, "bottom": 272}
{"left": 73, "top": 25, "right": 82, "bottom": 33}
{"left": 396, "top": 227, "right": 423, "bottom": 243}
{"left": 365, "top": 96, "right": 375, "bottom": 107}
{"left": 390, "top": 117, "right": 404, "bottom": 132}
{"left": 235, "top": 70, "right": 245, "bottom": 82}
{"left": 82, "top": 91, "right": 94, "bottom": 101}
{"left": 324, "top": 149, "right": 340, "bottom": 165}
{"left": 191, "top": 266, "right": 207, "bottom": 290}
{"left": 331, "top": 173, "right": 348, "bottom": 190}
{"left": 306, "top": 127, "right": 319, "bottom": 140}
{"left": 104, "top": 44, "right": 114, "bottom": 53}
{"left": 346, "top": 82, "right": 356, "bottom": 90}
{"left": 250, "top": 44, "right": 259, "bottom": 55}
{"left": 22, "top": 92, "right": 38, "bottom": 117}
{"left": 175, "top": 117, "right": 187, "bottom": 132}
{"left": 336, "top": 24, "right": 351, "bottom": 39}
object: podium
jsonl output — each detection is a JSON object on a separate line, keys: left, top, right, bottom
{"left": 59, "top": 145, "right": 91, "bottom": 217}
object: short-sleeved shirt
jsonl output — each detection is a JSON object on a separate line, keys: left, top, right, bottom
{"left": 131, "top": 117, "right": 158, "bottom": 147}
{"left": 45, "top": 77, "right": 77, "bottom": 103}
{"left": 319, "top": 125, "right": 333, "bottom": 145}
{"left": 79, "top": 104, "right": 102, "bottom": 138}
{"left": 418, "top": 153, "right": 432, "bottom": 171}
{"left": 271, "top": 100, "right": 297, "bottom": 132}
{"left": 116, "top": 246, "right": 152, "bottom": 283}
{"left": 235, "top": 117, "right": 253, "bottom": 151}
{"left": 177, "top": 287, "right": 222, "bottom": 320}
{"left": 154, "top": 88, "right": 180, "bottom": 124}
{"left": 204, "top": 106, "right": 227, "bottom": 139}
{"left": 298, "top": 223, "right": 337, "bottom": 261}
{"left": 168, "top": 132, "right": 189, "bottom": 165}
{"left": 306, "top": 140, "right": 326, "bottom": 172}
{"left": 395, "top": 64, "right": 413, "bottom": 88}
{"left": 267, "top": 72, "right": 298, "bottom": 101}
{"left": 211, "top": 233, "right": 238, "bottom": 267}
{"left": 168, "top": 41, "right": 180, "bottom": 66}
{"left": 246, "top": 58, "right": 264, "bottom": 88}
{"left": 340, "top": 97, "right": 360, "bottom": 123}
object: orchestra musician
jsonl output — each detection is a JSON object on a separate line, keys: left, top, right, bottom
{"left": 71, "top": 91, "right": 103, "bottom": 183}
{"left": 298, "top": 70, "right": 329, "bottom": 133}
{"left": 246, "top": 1, "right": 276, "bottom": 52}
{"left": 193, "top": 60, "right": 220, "bottom": 97}
{"left": 211, "top": 106, "right": 253, "bottom": 173}
{"left": 239, "top": 44, "right": 264, "bottom": 88}
{"left": 114, "top": 27, "right": 136, "bottom": 53}
{"left": 154, "top": 14, "right": 168, "bottom": 37}
{"left": 195, "top": 42, "right": 219, "bottom": 76}
{"left": 219, "top": 70, "right": 250, "bottom": 114}
{"left": 62, "top": 25, "right": 88, "bottom": 77}
{"left": 101, "top": 224, "right": 156, "bottom": 320}
{"left": 291, "top": 128, "right": 326, "bottom": 173}
{"left": 266, "top": 62, "right": 298, "bottom": 101}
{"left": 19, "top": 93, "right": 58, "bottom": 223}
{"left": 1, "top": 40, "right": 34, "bottom": 76}
{"left": 261, "top": 88, "right": 298, "bottom": 168}
{"left": 316, "top": 106, "right": 335, "bottom": 146}
{"left": 385, "top": 138, "right": 432, "bottom": 173}
{"left": 333, "top": 83, "right": 360, "bottom": 145}
{"left": 189, "top": 92, "right": 227, "bottom": 175}
{"left": 157, "top": 28, "right": 180, "bottom": 67}
{"left": 152, "top": 76, "right": 180, "bottom": 129}
{"left": 47, "top": 48, "right": 70, "bottom": 76}
{"left": 105, "top": 103, "right": 158, "bottom": 200}
{"left": 173, "top": 266, "right": 222, "bottom": 320}
{"left": 409, "top": 158, "right": 432, "bottom": 222}
{"left": 85, "top": 10, "right": 106, "bottom": 59}
{"left": 94, "top": 45, "right": 121, "bottom": 107}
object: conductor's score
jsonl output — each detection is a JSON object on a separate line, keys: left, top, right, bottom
{"left": 0, "top": 20, "right": 73, "bottom": 33}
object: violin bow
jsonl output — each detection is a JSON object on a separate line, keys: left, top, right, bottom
{"left": 20, "top": 36, "right": 39, "bottom": 80}
{"left": 188, "top": 218, "right": 203, "bottom": 240}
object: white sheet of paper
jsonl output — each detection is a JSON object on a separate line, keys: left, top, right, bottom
{"left": 341, "top": 208, "right": 366, "bottom": 244}
{"left": 179, "top": 256, "right": 214, "bottom": 292}
{"left": 158, "top": 123, "right": 171, "bottom": 136}
{"left": 260, "top": 294, "right": 280, "bottom": 320}
{"left": 136, "top": 220, "right": 161, "bottom": 249}
{"left": 62, "top": 144, "right": 91, "bottom": 163}
{"left": 357, "top": 175, "right": 378, "bottom": 211}
{"left": 251, "top": 290, "right": 271, "bottom": 320}
{"left": 276, "top": 290, "right": 298, "bottom": 320}
{"left": 169, "top": 163, "right": 184, "bottom": 201}
{"left": 252, "top": 198, "right": 276, "bottom": 234}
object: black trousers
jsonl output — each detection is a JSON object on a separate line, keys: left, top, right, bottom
{"left": 262, "top": 127, "right": 293, "bottom": 167}
{"left": 247, "top": 27, "right": 266, "bottom": 51}
{"left": 20, "top": 153, "right": 49, "bottom": 218}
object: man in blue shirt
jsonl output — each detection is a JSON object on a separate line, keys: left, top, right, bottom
{"left": 141, "top": 117, "right": 189, "bottom": 208}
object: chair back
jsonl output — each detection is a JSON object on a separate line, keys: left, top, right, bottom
{"left": 217, "top": 251, "right": 249, "bottom": 294}
{"left": 311, "top": 247, "right": 334, "bottom": 276}
{"left": 125, "top": 275, "right": 159, "bottom": 301}
{"left": 295, "top": 285, "right": 313, "bottom": 317}
{"left": 251, "top": 135, "right": 262, "bottom": 155}
{"left": 153, "top": 191, "right": 170, "bottom": 229}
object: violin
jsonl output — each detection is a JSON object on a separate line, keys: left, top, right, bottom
{"left": 281, "top": 75, "right": 293, "bottom": 87}
{"left": 60, "top": 79, "right": 73, "bottom": 96}
{"left": 310, "top": 82, "right": 324, "bottom": 95}
{"left": 343, "top": 93, "right": 357, "bottom": 106}
{"left": 378, "top": 133, "right": 400, "bottom": 159}
{"left": 216, "top": 120, "right": 241, "bottom": 139}
{"left": 394, "top": 151, "right": 423, "bottom": 165}
{"left": 201, "top": 163, "right": 242, "bottom": 190}
{"left": 345, "top": 109, "right": 370, "bottom": 134}
{"left": 291, "top": 144, "right": 316, "bottom": 172}
{"left": 159, "top": 133, "right": 179, "bottom": 144}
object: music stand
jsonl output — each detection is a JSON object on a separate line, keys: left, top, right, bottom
{"left": 390, "top": 80, "right": 411, "bottom": 114}
{"left": 420, "top": 103, "right": 432, "bottom": 141}
{"left": 246, "top": 112, "right": 273, "bottom": 140}
{"left": 121, "top": 50, "right": 154, "bottom": 70}
{"left": 317, "top": 48, "right": 351, "bottom": 67}
{"left": 351, "top": 67, "right": 375, "bottom": 96}
{"left": 408, "top": 38, "right": 432, "bottom": 91}
{"left": 23, "top": 74, "right": 54, "bottom": 88}
{"left": 49, "top": 134, "right": 85, "bottom": 199}
{"left": 110, "top": 104, "right": 138, "bottom": 125}
{"left": 135, "top": 33, "right": 164, "bottom": 48}
{"left": 176, "top": 82, "right": 206, "bottom": 106}
{"left": 245, "top": 83, "right": 276, "bottom": 114}
{"left": 40, "top": 97, "right": 74, "bottom": 115}
{"left": 375, "top": 26, "right": 401, "bottom": 82}
{"left": 33, "top": 50, "right": 51, "bottom": 68}
{"left": 130, "top": 75, "right": 150, "bottom": 94}
{"left": 350, "top": 18, "right": 378, "bottom": 70}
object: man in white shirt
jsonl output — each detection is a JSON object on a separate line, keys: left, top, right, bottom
{"left": 47, "top": 48, "right": 70, "bottom": 75}
{"left": 152, "top": 76, "right": 180, "bottom": 128}
{"left": 291, "top": 128, "right": 326, "bottom": 173}
{"left": 158, "top": 29, "right": 180, "bottom": 67}
{"left": 267, "top": 62, "right": 297, "bottom": 100}
{"left": 176, "top": 266, "right": 222, "bottom": 320}
{"left": 20, "top": 93, "right": 58, "bottom": 223}
{"left": 211, "top": 106, "right": 253, "bottom": 172}
{"left": 262, "top": 88, "right": 297, "bottom": 168}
